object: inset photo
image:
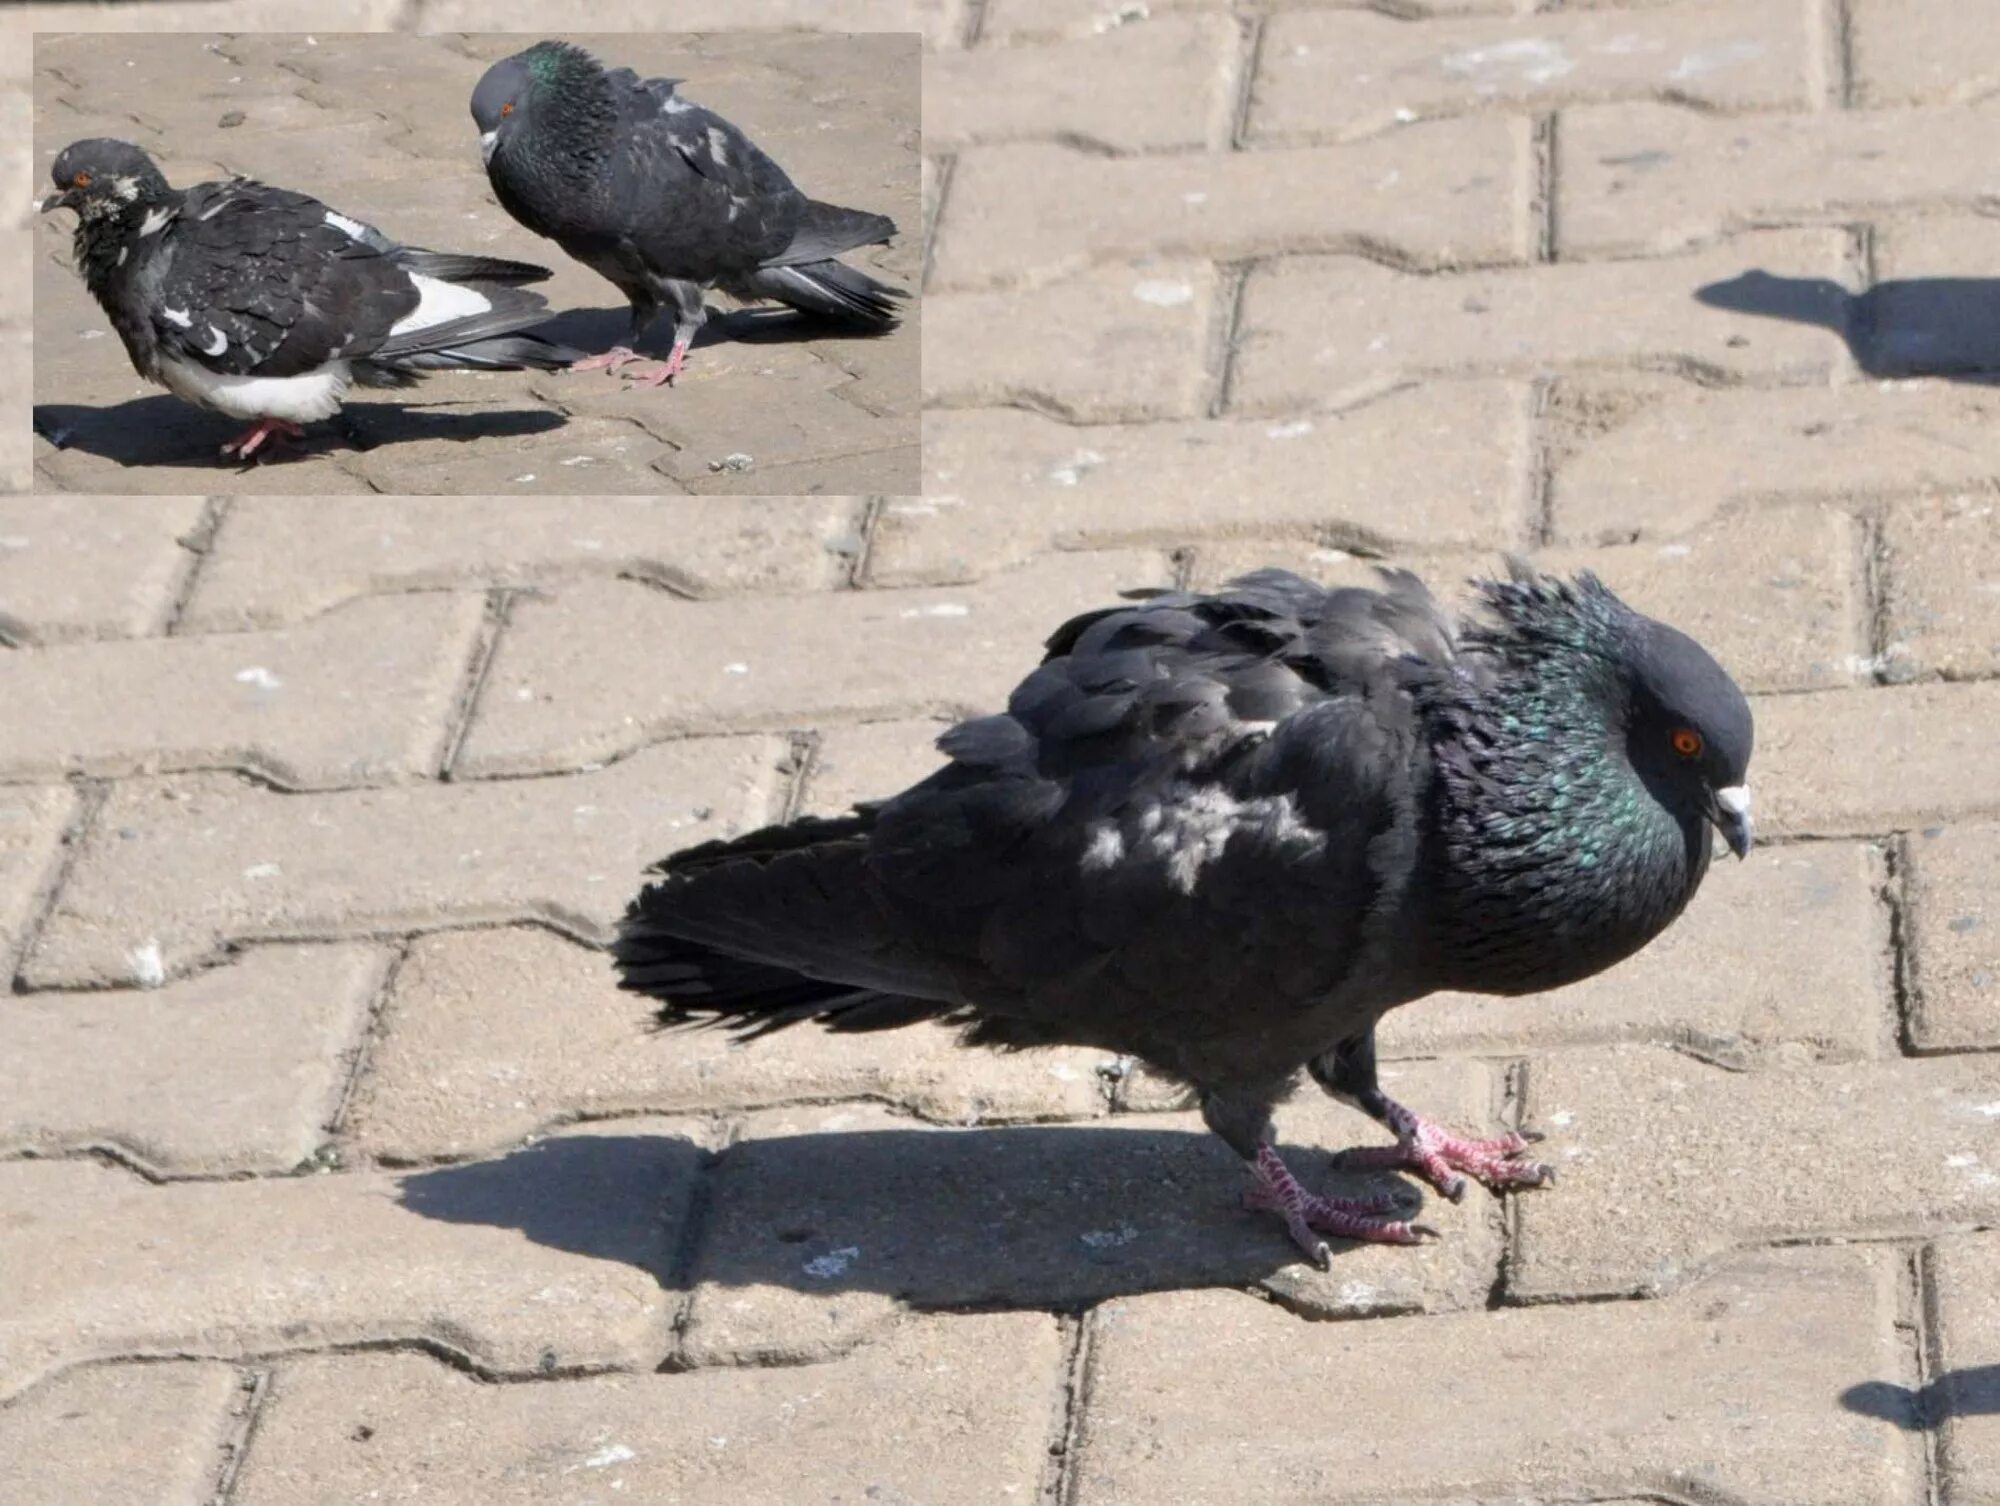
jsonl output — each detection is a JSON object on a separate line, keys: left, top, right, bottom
{"left": 29, "top": 31, "right": 919, "bottom": 494}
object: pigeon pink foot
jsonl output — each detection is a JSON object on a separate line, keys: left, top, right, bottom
{"left": 1244, "top": 1143, "right": 1435, "bottom": 1268}
{"left": 1335, "top": 1097, "right": 1553, "bottom": 1202}
{"left": 219, "top": 416, "right": 305, "bottom": 460}
{"left": 617, "top": 338, "right": 690, "bottom": 388}
{"left": 567, "top": 345, "right": 642, "bottom": 374}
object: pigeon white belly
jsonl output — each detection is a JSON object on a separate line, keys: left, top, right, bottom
{"left": 156, "top": 355, "right": 353, "bottom": 422}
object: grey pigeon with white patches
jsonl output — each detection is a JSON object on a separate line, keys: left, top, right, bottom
{"left": 471, "top": 40, "right": 906, "bottom": 387}
{"left": 615, "top": 565, "right": 1757, "bottom": 1266}
{"left": 40, "top": 138, "right": 581, "bottom": 460}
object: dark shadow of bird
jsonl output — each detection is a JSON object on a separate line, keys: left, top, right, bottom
{"left": 1842, "top": 1368, "right": 2000, "bottom": 1431}
{"left": 1696, "top": 268, "right": 2000, "bottom": 382}
{"left": 396, "top": 1127, "right": 1437, "bottom": 1305}
{"left": 33, "top": 398, "right": 567, "bottom": 467}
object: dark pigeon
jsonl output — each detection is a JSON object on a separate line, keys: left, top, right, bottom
{"left": 616, "top": 565, "right": 1756, "bottom": 1266}
{"left": 39, "top": 138, "right": 582, "bottom": 461}
{"left": 471, "top": 40, "right": 907, "bottom": 387}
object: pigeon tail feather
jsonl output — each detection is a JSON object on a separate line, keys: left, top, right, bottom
{"left": 392, "top": 248, "right": 552, "bottom": 286}
{"left": 772, "top": 198, "right": 898, "bottom": 265}
{"left": 732, "top": 260, "right": 906, "bottom": 330}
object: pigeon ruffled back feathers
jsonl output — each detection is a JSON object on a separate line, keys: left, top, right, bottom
{"left": 472, "top": 39, "right": 907, "bottom": 387}
{"left": 615, "top": 565, "right": 1755, "bottom": 1265}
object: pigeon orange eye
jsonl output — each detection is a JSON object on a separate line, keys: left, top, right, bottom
{"left": 500, "top": 101, "right": 514, "bottom": 117}
{"left": 1670, "top": 727, "right": 1703, "bottom": 759}
{"left": 72, "top": 171, "right": 91, "bottom": 188}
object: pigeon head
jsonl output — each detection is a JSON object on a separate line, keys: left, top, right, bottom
{"left": 40, "top": 138, "right": 173, "bottom": 224}
{"left": 1465, "top": 567, "right": 1755, "bottom": 861}
{"left": 471, "top": 41, "right": 610, "bottom": 169}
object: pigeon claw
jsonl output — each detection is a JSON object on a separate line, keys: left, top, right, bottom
{"left": 1337, "top": 1105, "right": 1555, "bottom": 1202}
{"left": 1246, "top": 1143, "right": 1435, "bottom": 1262}
{"left": 218, "top": 416, "right": 306, "bottom": 461}
{"left": 566, "top": 345, "right": 642, "bottom": 375}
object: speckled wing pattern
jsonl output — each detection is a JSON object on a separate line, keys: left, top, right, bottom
{"left": 149, "top": 180, "right": 419, "bottom": 378}
{"left": 598, "top": 70, "right": 802, "bottom": 275}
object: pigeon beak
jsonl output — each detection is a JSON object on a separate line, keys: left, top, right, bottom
{"left": 478, "top": 129, "right": 499, "bottom": 166}
{"left": 1708, "top": 784, "right": 1754, "bottom": 861}
{"left": 38, "top": 189, "right": 76, "bottom": 214}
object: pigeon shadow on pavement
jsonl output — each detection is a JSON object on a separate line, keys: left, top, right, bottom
{"left": 1694, "top": 269, "right": 2000, "bottom": 383}
{"left": 1841, "top": 1368, "right": 2000, "bottom": 1431}
{"left": 532, "top": 303, "right": 902, "bottom": 362}
{"left": 396, "top": 1126, "right": 1432, "bottom": 1307}
{"left": 32, "top": 396, "right": 567, "bottom": 467}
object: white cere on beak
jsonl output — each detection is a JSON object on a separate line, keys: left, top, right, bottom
{"left": 479, "top": 129, "right": 499, "bottom": 165}
{"left": 1715, "top": 785, "right": 1752, "bottom": 817}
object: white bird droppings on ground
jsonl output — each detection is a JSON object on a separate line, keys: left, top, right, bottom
{"left": 1131, "top": 279, "right": 1193, "bottom": 307}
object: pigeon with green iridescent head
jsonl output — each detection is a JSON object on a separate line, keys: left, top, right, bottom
{"left": 614, "top": 562, "right": 1754, "bottom": 1266}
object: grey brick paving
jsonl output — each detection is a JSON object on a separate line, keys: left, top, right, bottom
{"left": 1, "top": 0, "right": 1997, "bottom": 1502}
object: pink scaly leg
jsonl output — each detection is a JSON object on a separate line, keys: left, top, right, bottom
{"left": 1243, "top": 1143, "right": 1436, "bottom": 1268}
{"left": 566, "top": 345, "right": 644, "bottom": 375}
{"left": 1335, "top": 1096, "right": 1554, "bottom": 1202}
{"left": 219, "top": 416, "right": 305, "bottom": 461}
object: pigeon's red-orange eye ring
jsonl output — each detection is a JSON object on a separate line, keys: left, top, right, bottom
{"left": 1670, "top": 726, "right": 1703, "bottom": 759}
{"left": 500, "top": 100, "right": 515, "bottom": 117}
{"left": 71, "top": 171, "right": 91, "bottom": 188}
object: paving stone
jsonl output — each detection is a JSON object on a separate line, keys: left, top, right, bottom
{"left": 680, "top": 1062, "right": 1505, "bottom": 1366}
{"left": 0, "top": 326, "right": 31, "bottom": 494}
{"left": 22, "top": 737, "right": 785, "bottom": 989}
{"left": 13, "top": 1, "right": 405, "bottom": 26}
{"left": 420, "top": 0, "right": 964, "bottom": 39}
{"left": 928, "top": 16, "right": 1239, "bottom": 152}
{"left": 0, "top": 89, "right": 29, "bottom": 236}
{"left": 1074, "top": 1247, "right": 1917, "bottom": 1505}
{"left": 1380, "top": 838, "right": 1889, "bottom": 1064}
{"left": 932, "top": 120, "right": 1531, "bottom": 290}
{"left": 926, "top": 262, "right": 1218, "bottom": 422}
{"left": 1867, "top": 218, "right": 2000, "bottom": 379}
{"left": 799, "top": 717, "right": 954, "bottom": 817}
{"left": 892, "top": 384, "right": 1534, "bottom": 586}
{"left": 347, "top": 926, "right": 1108, "bottom": 1164}
{"left": 1903, "top": 823, "right": 2000, "bottom": 1055}
{"left": 1232, "top": 229, "right": 1855, "bottom": 414}
{"left": 1513, "top": 1047, "right": 2000, "bottom": 1300}
{"left": 1882, "top": 496, "right": 2000, "bottom": 683}
{"left": 0, "top": 1121, "right": 700, "bottom": 1402}
{"left": 231, "top": 1313, "right": 1057, "bottom": 1506}
{"left": 1557, "top": 100, "right": 2000, "bottom": 259}
{"left": 1250, "top": 0, "right": 1814, "bottom": 144}
{"left": 1851, "top": 0, "right": 2000, "bottom": 105}
{"left": 0, "top": 943, "right": 386, "bottom": 1175}
{"left": 1551, "top": 378, "right": 2000, "bottom": 542}
{"left": 1928, "top": 1236, "right": 2000, "bottom": 1506}
{"left": 0, "top": 498, "right": 203, "bottom": 644}
{"left": 184, "top": 497, "right": 865, "bottom": 632}
{"left": 0, "top": 786, "right": 74, "bottom": 976}
{"left": 0, "top": 593, "right": 483, "bottom": 788}
{"left": 982, "top": 0, "right": 1520, "bottom": 37}
{"left": 455, "top": 551, "right": 1171, "bottom": 776}
{"left": 0, "top": 1362, "right": 242, "bottom": 1506}
{"left": 1189, "top": 500, "right": 1865, "bottom": 694}
{"left": 1756, "top": 682, "right": 2000, "bottom": 837}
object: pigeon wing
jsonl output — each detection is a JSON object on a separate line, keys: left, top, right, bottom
{"left": 152, "top": 179, "right": 419, "bottom": 377}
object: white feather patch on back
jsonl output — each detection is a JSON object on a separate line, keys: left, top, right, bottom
{"left": 160, "top": 306, "right": 193, "bottom": 329}
{"left": 705, "top": 126, "right": 731, "bottom": 167}
{"left": 324, "top": 210, "right": 367, "bottom": 240}
{"left": 138, "top": 205, "right": 173, "bottom": 236}
{"left": 156, "top": 355, "right": 352, "bottom": 422}
{"left": 200, "top": 326, "right": 228, "bottom": 356}
{"left": 389, "top": 273, "right": 491, "bottom": 337}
